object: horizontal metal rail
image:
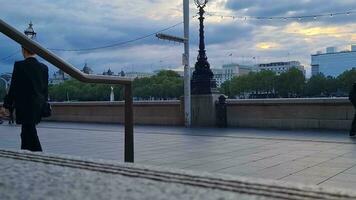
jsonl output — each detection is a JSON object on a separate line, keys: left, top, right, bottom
{"left": 0, "top": 19, "right": 134, "bottom": 163}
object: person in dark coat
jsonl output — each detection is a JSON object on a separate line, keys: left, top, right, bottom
{"left": 349, "top": 82, "right": 356, "bottom": 136}
{"left": 3, "top": 46, "right": 48, "bottom": 151}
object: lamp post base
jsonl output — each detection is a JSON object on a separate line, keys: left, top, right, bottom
{"left": 191, "top": 94, "right": 221, "bottom": 127}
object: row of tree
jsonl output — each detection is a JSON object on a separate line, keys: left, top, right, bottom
{"left": 220, "top": 68, "right": 356, "bottom": 98}
{"left": 47, "top": 70, "right": 183, "bottom": 102}
{"left": 1, "top": 68, "right": 356, "bottom": 102}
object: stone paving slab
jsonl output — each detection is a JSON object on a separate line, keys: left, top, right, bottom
{"left": 2, "top": 122, "right": 356, "bottom": 191}
{"left": 1, "top": 149, "right": 356, "bottom": 200}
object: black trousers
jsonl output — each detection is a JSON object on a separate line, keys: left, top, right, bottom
{"left": 21, "top": 124, "right": 42, "bottom": 152}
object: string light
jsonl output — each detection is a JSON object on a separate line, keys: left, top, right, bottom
{"left": 205, "top": 10, "right": 356, "bottom": 21}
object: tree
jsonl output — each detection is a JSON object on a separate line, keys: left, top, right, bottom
{"left": 337, "top": 68, "right": 356, "bottom": 94}
{"left": 304, "top": 73, "right": 327, "bottom": 97}
{"left": 220, "top": 80, "right": 231, "bottom": 97}
{"left": 227, "top": 71, "right": 277, "bottom": 98}
{"left": 276, "top": 68, "right": 305, "bottom": 98}
{"left": 49, "top": 80, "right": 123, "bottom": 102}
{"left": 133, "top": 70, "right": 183, "bottom": 100}
{"left": 304, "top": 73, "right": 339, "bottom": 97}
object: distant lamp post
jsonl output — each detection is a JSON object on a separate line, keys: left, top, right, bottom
{"left": 24, "top": 21, "right": 36, "bottom": 39}
{"left": 191, "top": 0, "right": 216, "bottom": 95}
{"left": 110, "top": 86, "right": 115, "bottom": 102}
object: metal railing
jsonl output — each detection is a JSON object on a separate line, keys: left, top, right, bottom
{"left": 0, "top": 19, "right": 134, "bottom": 163}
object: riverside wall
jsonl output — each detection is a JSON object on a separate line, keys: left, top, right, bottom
{"left": 1, "top": 98, "right": 353, "bottom": 130}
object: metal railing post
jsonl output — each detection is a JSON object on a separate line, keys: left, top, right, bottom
{"left": 124, "top": 83, "right": 134, "bottom": 162}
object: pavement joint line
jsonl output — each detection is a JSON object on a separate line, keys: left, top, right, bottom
{"left": 144, "top": 142, "right": 279, "bottom": 162}
{"left": 210, "top": 153, "right": 286, "bottom": 173}
{"left": 138, "top": 140, "right": 280, "bottom": 163}
{"left": 33, "top": 125, "right": 356, "bottom": 145}
{"left": 277, "top": 151, "right": 353, "bottom": 181}
{"left": 154, "top": 141, "right": 286, "bottom": 169}
{"left": 316, "top": 163, "right": 356, "bottom": 185}
{"left": 0, "top": 149, "right": 354, "bottom": 200}
{"left": 254, "top": 149, "right": 330, "bottom": 172}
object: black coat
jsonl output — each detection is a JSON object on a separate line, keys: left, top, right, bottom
{"left": 5, "top": 57, "right": 48, "bottom": 124}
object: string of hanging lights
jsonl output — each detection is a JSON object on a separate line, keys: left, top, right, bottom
{"left": 205, "top": 10, "right": 356, "bottom": 21}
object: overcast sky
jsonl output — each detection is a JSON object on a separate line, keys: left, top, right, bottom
{"left": 1, "top": 0, "right": 356, "bottom": 77}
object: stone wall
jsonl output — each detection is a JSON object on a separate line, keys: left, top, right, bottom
{"left": 1, "top": 98, "right": 354, "bottom": 130}
{"left": 46, "top": 101, "right": 184, "bottom": 126}
{"left": 226, "top": 98, "right": 353, "bottom": 130}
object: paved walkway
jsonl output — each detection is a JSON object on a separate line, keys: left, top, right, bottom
{"left": 1, "top": 122, "right": 356, "bottom": 191}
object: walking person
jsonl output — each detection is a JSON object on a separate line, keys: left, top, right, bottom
{"left": 349, "top": 82, "right": 356, "bottom": 136}
{"left": 3, "top": 46, "right": 48, "bottom": 151}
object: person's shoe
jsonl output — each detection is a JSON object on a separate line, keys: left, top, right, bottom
{"left": 0, "top": 120, "right": 3, "bottom": 125}
{"left": 350, "top": 131, "right": 356, "bottom": 137}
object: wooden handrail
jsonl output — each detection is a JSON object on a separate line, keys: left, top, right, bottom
{"left": 0, "top": 19, "right": 134, "bottom": 162}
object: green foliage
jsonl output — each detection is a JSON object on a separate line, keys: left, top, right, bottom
{"left": 276, "top": 68, "right": 305, "bottom": 98}
{"left": 338, "top": 68, "right": 356, "bottom": 93}
{"left": 133, "top": 70, "right": 183, "bottom": 99}
{"left": 225, "top": 68, "right": 305, "bottom": 98}
{"left": 304, "top": 74, "right": 338, "bottom": 97}
{"left": 48, "top": 70, "right": 183, "bottom": 102}
{"left": 229, "top": 70, "right": 278, "bottom": 97}
{"left": 222, "top": 67, "right": 356, "bottom": 98}
{"left": 49, "top": 80, "right": 123, "bottom": 102}
{"left": 219, "top": 80, "right": 231, "bottom": 97}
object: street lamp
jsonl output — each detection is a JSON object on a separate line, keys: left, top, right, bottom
{"left": 191, "top": 0, "right": 216, "bottom": 95}
{"left": 154, "top": 0, "right": 191, "bottom": 127}
{"left": 24, "top": 21, "right": 36, "bottom": 39}
{"left": 195, "top": 0, "right": 208, "bottom": 7}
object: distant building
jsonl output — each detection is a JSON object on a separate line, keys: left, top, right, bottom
{"left": 125, "top": 71, "right": 153, "bottom": 79}
{"left": 311, "top": 45, "right": 356, "bottom": 77}
{"left": 119, "top": 70, "right": 125, "bottom": 77}
{"left": 82, "top": 63, "right": 93, "bottom": 74}
{"left": 49, "top": 70, "right": 70, "bottom": 85}
{"left": 212, "top": 63, "right": 253, "bottom": 87}
{"left": 257, "top": 61, "right": 305, "bottom": 76}
{"left": 102, "top": 68, "right": 115, "bottom": 76}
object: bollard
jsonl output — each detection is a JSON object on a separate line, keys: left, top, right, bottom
{"left": 215, "top": 95, "right": 227, "bottom": 128}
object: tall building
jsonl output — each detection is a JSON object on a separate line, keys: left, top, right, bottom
{"left": 212, "top": 63, "right": 253, "bottom": 87}
{"left": 311, "top": 45, "right": 356, "bottom": 77}
{"left": 257, "top": 61, "right": 305, "bottom": 76}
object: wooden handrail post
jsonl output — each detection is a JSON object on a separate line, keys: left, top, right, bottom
{"left": 124, "top": 83, "right": 134, "bottom": 162}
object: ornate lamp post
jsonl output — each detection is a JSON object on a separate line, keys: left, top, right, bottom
{"left": 191, "top": 0, "right": 216, "bottom": 95}
{"left": 24, "top": 21, "right": 36, "bottom": 39}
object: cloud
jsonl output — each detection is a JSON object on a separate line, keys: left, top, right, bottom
{"left": 0, "top": 0, "right": 355, "bottom": 79}
{"left": 256, "top": 42, "right": 280, "bottom": 50}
